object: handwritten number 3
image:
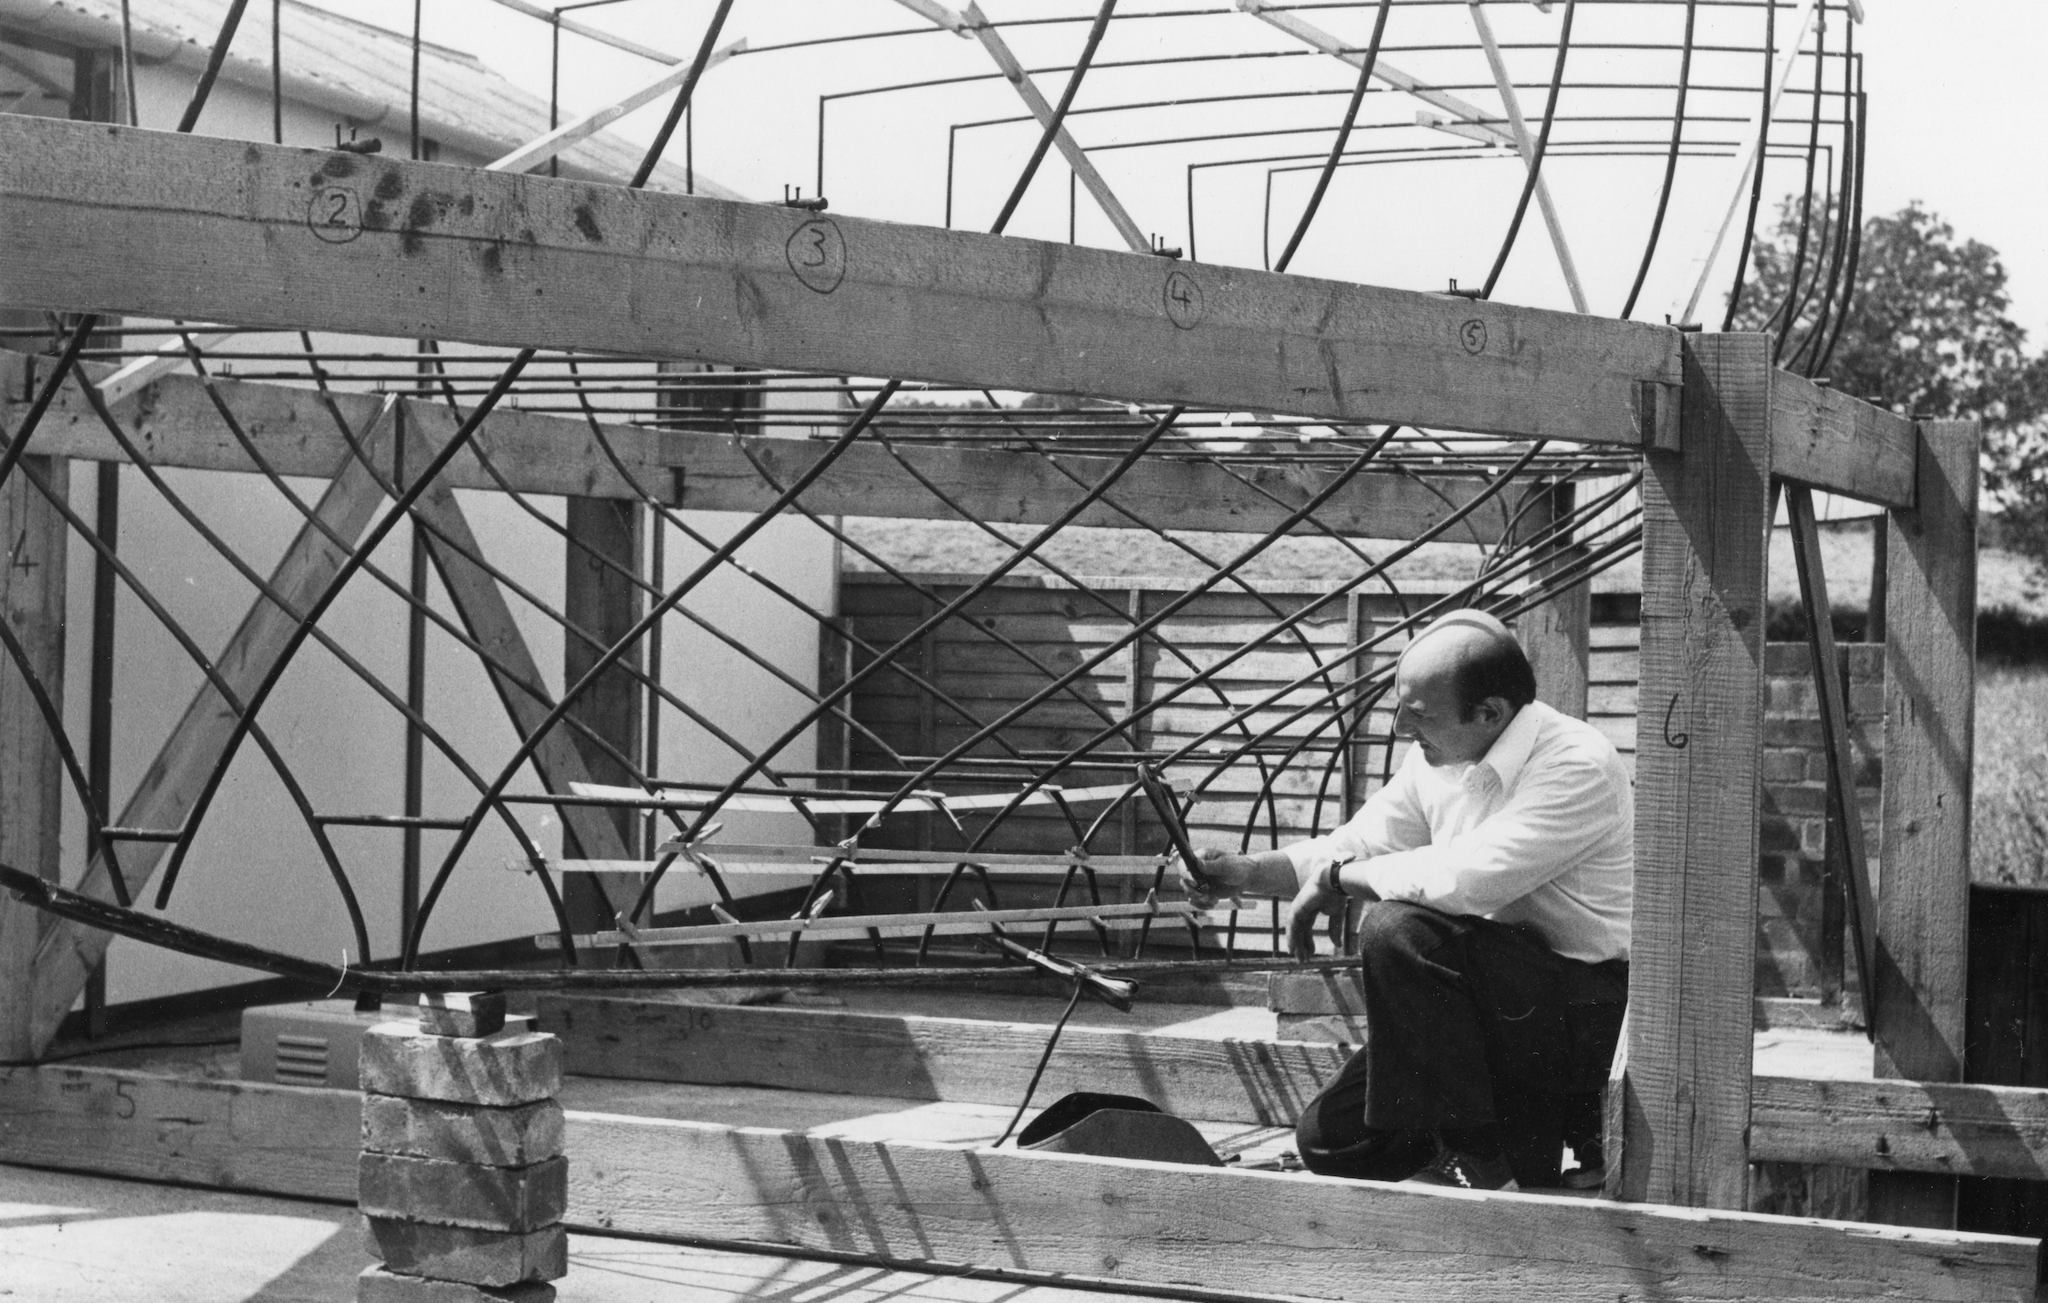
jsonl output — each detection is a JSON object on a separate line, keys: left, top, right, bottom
{"left": 801, "top": 229, "right": 829, "bottom": 268}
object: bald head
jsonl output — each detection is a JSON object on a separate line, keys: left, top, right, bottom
{"left": 1400, "top": 611, "right": 1537, "bottom": 720}
{"left": 1391, "top": 612, "right": 1536, "bottom": 766}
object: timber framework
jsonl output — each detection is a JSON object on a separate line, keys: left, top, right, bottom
{"left": 0, "top": 2, "right": 2040, "bottom": 1300}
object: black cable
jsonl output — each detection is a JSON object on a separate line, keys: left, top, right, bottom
{"left": 996, "top": 978, "right": 1087, "bottom": 1146}
{"left": 0, "top": 1038, "right": 239, "bottom": 1069}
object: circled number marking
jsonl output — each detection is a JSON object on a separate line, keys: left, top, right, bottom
{"left": 307, "top": 185, "right": 363, "bottom": 244}
{"left": 1459, "top": 318, "right": 1488, "bottom": 355}
{"left": 1163, "top": 270, "right": 1204, "bottom": 330}
{"left": 786, "top": 218, "right": 847, "bottom": 294}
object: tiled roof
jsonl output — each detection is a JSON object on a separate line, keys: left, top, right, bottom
{"left": 0, "top": 0, "right": 742, "bottom": 197}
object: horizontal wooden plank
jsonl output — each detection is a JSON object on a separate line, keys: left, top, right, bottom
{"left": 539, "top": 995, "right": 1346, "bottom": 1127}
{"left": 0, "top": 1064, "right": 358, "bottom": 1199}
{"left": 571, "top": 1115, "right": 2039, "bottom": 1303}
{"left": 1, "top": 1063, "right": 2032, "bottom": 1303}
{"left": 1770, "top": 371, "right": 1918, "bottom": 510}
{"left": 1750, "top": 1075, "right": 2048, "bottom": 1182}
{"left": 0, "top": 353, "right": 1498, "bottom": 542}
{"left": 1, "top": 117, "right": 1680, "bottom": 445}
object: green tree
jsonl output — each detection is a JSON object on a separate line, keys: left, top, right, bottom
{"left": 1734, "top": 199, "right": 2048, "bottom": 587}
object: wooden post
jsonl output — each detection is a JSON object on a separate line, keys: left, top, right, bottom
{"left": 1516, "top": 480, "right": 1592, "bottom": 719}
{"left": 561, "top": 497, "right": 644, "bottom": 934}
{"left": 1869, "top": 420, "right": 1979, "bottom": 1229}
{"left": 0, "top": 453, "right": 68, "bottom": 1060}
{"left": 1611, "top": 334, "right": 1773, "bottom": 1209}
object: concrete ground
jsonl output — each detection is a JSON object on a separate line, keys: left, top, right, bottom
{"left": 0, "top": 1163, "right": 1158, "bottom": 1303}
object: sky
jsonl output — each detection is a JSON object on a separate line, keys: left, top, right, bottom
{"left": 310, "top": 0, "right": 2048, "bottom": 341}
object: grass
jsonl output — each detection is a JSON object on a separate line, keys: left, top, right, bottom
{"left": 1975, "top": 663, "right": 2048, "bottom": 887}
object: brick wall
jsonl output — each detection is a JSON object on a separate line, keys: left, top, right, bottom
{"left": 1758, "top": 642, "right": 1884, "bottom": 1000}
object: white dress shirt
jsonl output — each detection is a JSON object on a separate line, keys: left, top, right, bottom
{"left": 1283, "top": 699, "right": 1633, "bottom": 963}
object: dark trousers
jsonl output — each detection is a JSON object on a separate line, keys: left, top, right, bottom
{"left": 1295, "top": 901, "right": 1628, "bottom": 1183}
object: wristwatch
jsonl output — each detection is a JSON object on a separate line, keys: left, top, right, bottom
{"left": 1321, "top": 859, "right": 1346, "bottom": 898}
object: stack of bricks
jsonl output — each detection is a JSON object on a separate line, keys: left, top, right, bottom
{"left": 1758, "top": 641, "right": 1885, "bottom": 999}
{"left": 356, "top": 992, "right": 569, "bottom": 1303}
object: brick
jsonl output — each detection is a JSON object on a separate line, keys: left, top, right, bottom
{"left": 359, "top": 1024, "right": 561, "bottom": 1106}
{"left": 360, "top": 1153, "right": 567, "bottom": 1232}
{"left": 1843, "top": 643, "right": 1884, "bottom": 678}
{"left": 363, "top": 1096, "right": 564, "bottom": 1167}
{"left": 1763, "top": 783, "right": 1826, "bottom": 817}
{"left": 1760, "top": 820, "right": 1801, "bottom": 853}
{"left": 357, "top": 1266, "right": 555, "bottom": 1303}
{"left": 1764, "top": 643, "right": 1810, "bottom": 675}
{"left": 419, "top": 992, "right": 508, "bottom": 1039}
{"left": 1762, "top": 749, "right": 1806, "bottom": 783}
{"left": 1763, "top": 716, "right": 1824, "bottom": 748}
{"left": 1799, "top": 819, "right": 1827, "bottom": 859}
{"left": 365, "top": 1219, "right": 567, "bottom": 1287}
{"left": 1768, "top": 679, "right": 1816, "bottom": 714}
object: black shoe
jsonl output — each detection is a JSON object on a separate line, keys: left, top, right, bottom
{"left": 1402, "top": 1143, "right": 1520, "bottom": 1192}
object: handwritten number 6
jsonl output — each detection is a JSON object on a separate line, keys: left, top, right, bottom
{"left": 1662, "top": 694, "right": 1689, "bottom": 749}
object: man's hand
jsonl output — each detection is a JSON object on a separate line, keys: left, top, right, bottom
{"left": 1176, "top": 847, "right": 1258, "bottom": 911}
{"left": 1285, "top": 873, "right": 1346, "bottom": 962}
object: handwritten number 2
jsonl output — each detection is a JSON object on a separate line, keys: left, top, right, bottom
{"left": 326, "top": 192, "right": 350, "bottom": 228}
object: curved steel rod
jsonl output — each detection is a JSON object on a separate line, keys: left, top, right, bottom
{"left": 988, "top": 0, "right": 1118, "bottom": 236}
{"left": 427, "top": 380, "right": 906, "bottom": 961}
{"left": 1619, "top": 0, "right": 1697, "bottom": 319}
{"left": 1480, "top": 0, "right": 1578, "bottom": 300}
{"left": 154, "top": 351, "right": 538, "bottom": 913}
{"left": 1272, "top": 0, "right": 1392, "bottom": 274}
{"left": 1718, "top": 0, "right": 1777, "bottom": 331}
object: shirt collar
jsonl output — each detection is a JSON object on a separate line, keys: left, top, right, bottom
{"left": 1476, "top": 699, "right": 1548, "bottom": 792}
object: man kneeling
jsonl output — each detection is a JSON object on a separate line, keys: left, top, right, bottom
{"left": 1180, "top": 610, "right": 1631, "bottom": 1191}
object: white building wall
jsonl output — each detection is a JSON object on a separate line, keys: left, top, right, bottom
{"left": 7, "top": 40, "right": 837, "bottom": 1004}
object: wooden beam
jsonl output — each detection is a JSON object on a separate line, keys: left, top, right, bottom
{"left": 561, "top": 494, "right": 645, "bottom": 932}
{"left": 401, "top": 446, "right": 644, "bottom": 932}
{"left": 1513, "top": 481, "right": 1591, "bottom": 718}
{"left": 0, "top": 1062, "right": 2035, "bottom": 1302}
{"left": 24, "top": 401, "right": 398, "bottom": 1056}
{"left": 0, "top": 1064, "right": 359, "bottom": 1198}
{"left": 1751, "top": 1075, "right": 2048, "bottom": 1183}
{"left": 0, "top": 116, "right": 1681, "bottom": 446}
{"left": 1615, "top": 335, "right": 1773, "bottom": 1210}
{"left": 571, "top": 1115, "right": 2039, "bottom": 1303}
{"left": 3, "top": 354, "right": 1513, "bottom": 544}
{"left": 0, "top": 454, "right": 69, "bottom": 1060}
{"left": 1771, "top": 370, "right": 1917, "bottom": 510}
{"left": 1870, "top": 420, "right": 1981, "bottom": 1230}
{"left": 538, "top": 994, "right": 1346, "bottom": 1127}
